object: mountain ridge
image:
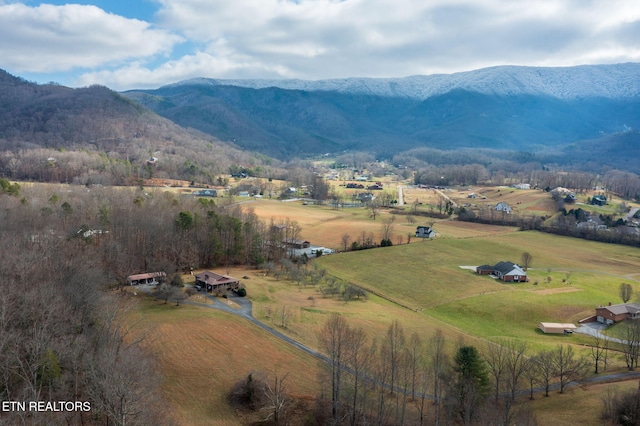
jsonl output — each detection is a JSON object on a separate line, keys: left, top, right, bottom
{"left": 124, "top": 63, "right": 640, "bottom": 160}
{"left": 159, "top": 63, "right": 640, "bottom": 100}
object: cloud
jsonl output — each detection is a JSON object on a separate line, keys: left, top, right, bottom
{"left": 6, "top": 0, "right": 640, "bottom": 90}
{"left": 146, "top": 0, "right": 640, "bottom": 79}
{"left": 0, "top": 3, "right": 181, "bottom": 72}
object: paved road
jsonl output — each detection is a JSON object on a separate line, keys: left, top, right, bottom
{"left": 397, "top": 185, "right": 404, "bottom": 206}
{"left": 141, "top": 284, "right": 640, "bottom": 396}
{"left": 141, "top": 284, "right": 330, "bottom": 363}
{"left": 625, "top": 207, "right": 639, "bottom": 222}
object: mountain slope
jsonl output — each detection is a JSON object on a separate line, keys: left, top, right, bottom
{"left": 0, "top": 70, "right": 273, "bottom": 184}
{"left": 124, "top": 64, "right": 640, "bottom": 160}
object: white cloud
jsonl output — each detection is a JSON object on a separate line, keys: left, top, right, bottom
{"left": 5, "top": 0, "right": 640, "bottom": 89}
{"left": 0, "top": 3, "right": 181, "bottom": 72}
{"left": 147, "top": 0, "right": 640, "bottom": 80}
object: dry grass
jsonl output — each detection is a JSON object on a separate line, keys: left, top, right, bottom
{"left": 130, "top": 296, "right": 322, "bottom": 426}
{"left": 529, "top": 380, "right": 638, "bottom": 426}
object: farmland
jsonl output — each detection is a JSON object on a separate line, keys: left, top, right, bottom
{"left": 127, "top": 187, "right": 640, "bottom": 425}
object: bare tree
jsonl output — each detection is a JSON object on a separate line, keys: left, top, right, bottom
{"left": 535, "top": 350, "right": 555, "bottom": 397}
{"left": 504, "top": 340, "right": 528, "bottom": 401}
{"left": 590, "top": 333, "right": 609, "bottom": 374}
{"left": 383, "top": 320, "right": 406, "bottom": 393}
{"left": 429, "top": 329, "right": 448, "bottom": 426}
{"left": 552, "top": 345, "right": 589, "bottom": 393}
{"left": 520, "top": 252, "right": 533, "bottom": 271}
{"left": 341, "top": 233, "right": 351, "bottom": 252}
{"left": 617, "top": 320, "right": 640, "bottom": 370}
{"left": 485, "top": 341, "right": 508, "bottom": 402}
{"left": 380, "top": 215, "right": 396, "bottom": 242}
{"left": 344, "top": 326, "right": 371, "bottom": 426}
{"left": 621, "top": 282, "right": 633, "bottom": 303}
{"left": 262, "top": 372, "right": 289, "bottom": 424}
{"left": 369, "top": 199, "right": 381, "bottom": 220}
{"left": 318, "top": 314, "right": 349, "bottom": 423}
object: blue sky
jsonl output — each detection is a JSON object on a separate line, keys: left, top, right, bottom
{"left": 2, "top": 0, "right": 639, "bottom": 91}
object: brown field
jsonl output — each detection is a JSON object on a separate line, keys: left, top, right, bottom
{"left": 130, "top": 295, "right": 322, "bottom": 426}
{"left": 401, "top": 185, "right": 557, "bottom": 217}
{"left": 243, "top": 199, "right": 423, "bottom": 249}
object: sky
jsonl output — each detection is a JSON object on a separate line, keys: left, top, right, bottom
{"left": 1, "top": 0, "right": 639, "bottom": 91}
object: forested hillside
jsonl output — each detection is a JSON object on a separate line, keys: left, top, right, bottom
{"left": 0, "top": 70, "right": 279, "bottom": 185}
{"left": 0, "top": 179, "right": 304, "bottom": 424}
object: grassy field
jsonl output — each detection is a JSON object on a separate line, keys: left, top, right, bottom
{"left": 122, "top": 186, "right": 640, "bottom": 424}
{"left": 129, "top": 296, "right": 322, "bottom": 426}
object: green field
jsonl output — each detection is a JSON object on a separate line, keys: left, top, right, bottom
{"left": 315, "top": 230, "right": 640, "bottom": 349}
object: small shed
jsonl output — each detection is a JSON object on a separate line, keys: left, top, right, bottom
{"left": 538, "top": 322, "right": 577, "bottom": 334}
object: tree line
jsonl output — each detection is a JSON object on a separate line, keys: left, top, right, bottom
{"left": 236, "top": 314, "right": 638, "bottom": 425}
{"left": 0, "top": 182, "right": 312, "bottom": 425}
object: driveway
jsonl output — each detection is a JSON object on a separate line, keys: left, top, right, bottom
{"left": 575, "top": 321, "right": 626, "bottom": 344}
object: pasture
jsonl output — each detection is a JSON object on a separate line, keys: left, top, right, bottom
{"left": 126, "top": 186, "right": 640, "bottom": 424}
{"left": 129, "top": 296, "right": 322, "bottom": 426}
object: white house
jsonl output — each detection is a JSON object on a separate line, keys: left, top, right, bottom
{"left": 494, "top": 202, "right": 512, "bottom": 213}
{"left": 415, "top": 226, "right": 436, "bottom": 238}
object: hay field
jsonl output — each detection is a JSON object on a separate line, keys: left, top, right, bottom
{"left": 243, "top": 198, "right": 423, "bottom": 249}
{"left": 131, "top": 297, "right": 322, "bottom": 426}
{"left": 401, "top": 185, "right": 557, "bottom": 216}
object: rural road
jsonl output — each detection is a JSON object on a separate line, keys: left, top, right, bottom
{"left": 140, "top": 284, "right": 330, "bottom": 363}
{"left": 142, "top": 284, "right": 640, "bottom": 397}
{"left": 397, "top": 185, "right": 404, "bottom": 206}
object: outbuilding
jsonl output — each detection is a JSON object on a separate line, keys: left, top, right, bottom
{"left": 538, "top": 322, "right": 577, "bottom": 334}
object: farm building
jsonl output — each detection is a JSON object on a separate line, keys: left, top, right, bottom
{"left": 494, "top": 202, "right": 512, "bottom": 213}
{"left": 127, "top": 271, "right": 166, "bottom": 285}
{"left": 415, "top": 226, "right": 436, "bottom": 238}
{"left": 194, "top": 271, "right": 240, "bottom": 293}
{"left": 596, "top": 303, "right": 640, "bottom": 325}
{"left": 283, "top": 238, "right": 311, "bottom": 249}
{"left": 475, "top": 261, "right": 527, "bottom": 282}
{"left": 538, "top": 322, "right": 577, "bottom": 334}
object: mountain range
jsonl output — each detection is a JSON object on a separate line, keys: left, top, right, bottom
{"left": 123, "top": 63, "right": 640, "bottom": 161}
{"left": 1, "top": 63, "right": 639, "bottom": 179}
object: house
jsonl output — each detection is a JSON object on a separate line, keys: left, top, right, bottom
{"left": 493, "top": 261, "right": 527, "bottom": 282}
{"left": 127, "top": 271, "right": 167, "bottom": 286}
{"left": 591, "top": 195, "right": 607, "bottom": 206}
{"left": 538, "top": 322, "right": 577, "bottom": 334}
{"left": 193, "top": 189, "right": 217, "bottom": 197}
{"left": 356, "top": 192, "right": 374, "bottom": 203}
{"left": 283, "top": 238, "right": 311, "bottom": 249}
{"left": 494, "top": 202, "right": 512, "bottom": 213}
{"left": 476, "top": 261, "right": 527, "bottom": 282}
{"left": 415, "top": 226, "right": 436, "bottom": 238}
{"left": 596, "top": 302, "right": 640, "bottom": 325}
{"left": 475, "top": 264, "right": 494, "bottom": 275}
{"left": 194, "top": 271, "right": 240, "bottom": 293}
{"left": 514, "top": 183, "right": 531, "bottom": 190}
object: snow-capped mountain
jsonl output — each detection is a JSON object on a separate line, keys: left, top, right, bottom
{"left": 165, "top": 63, "right": 640, "bottom": 100}
{"left": 125, "top": 63, "right": 640, "bottom": 161}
